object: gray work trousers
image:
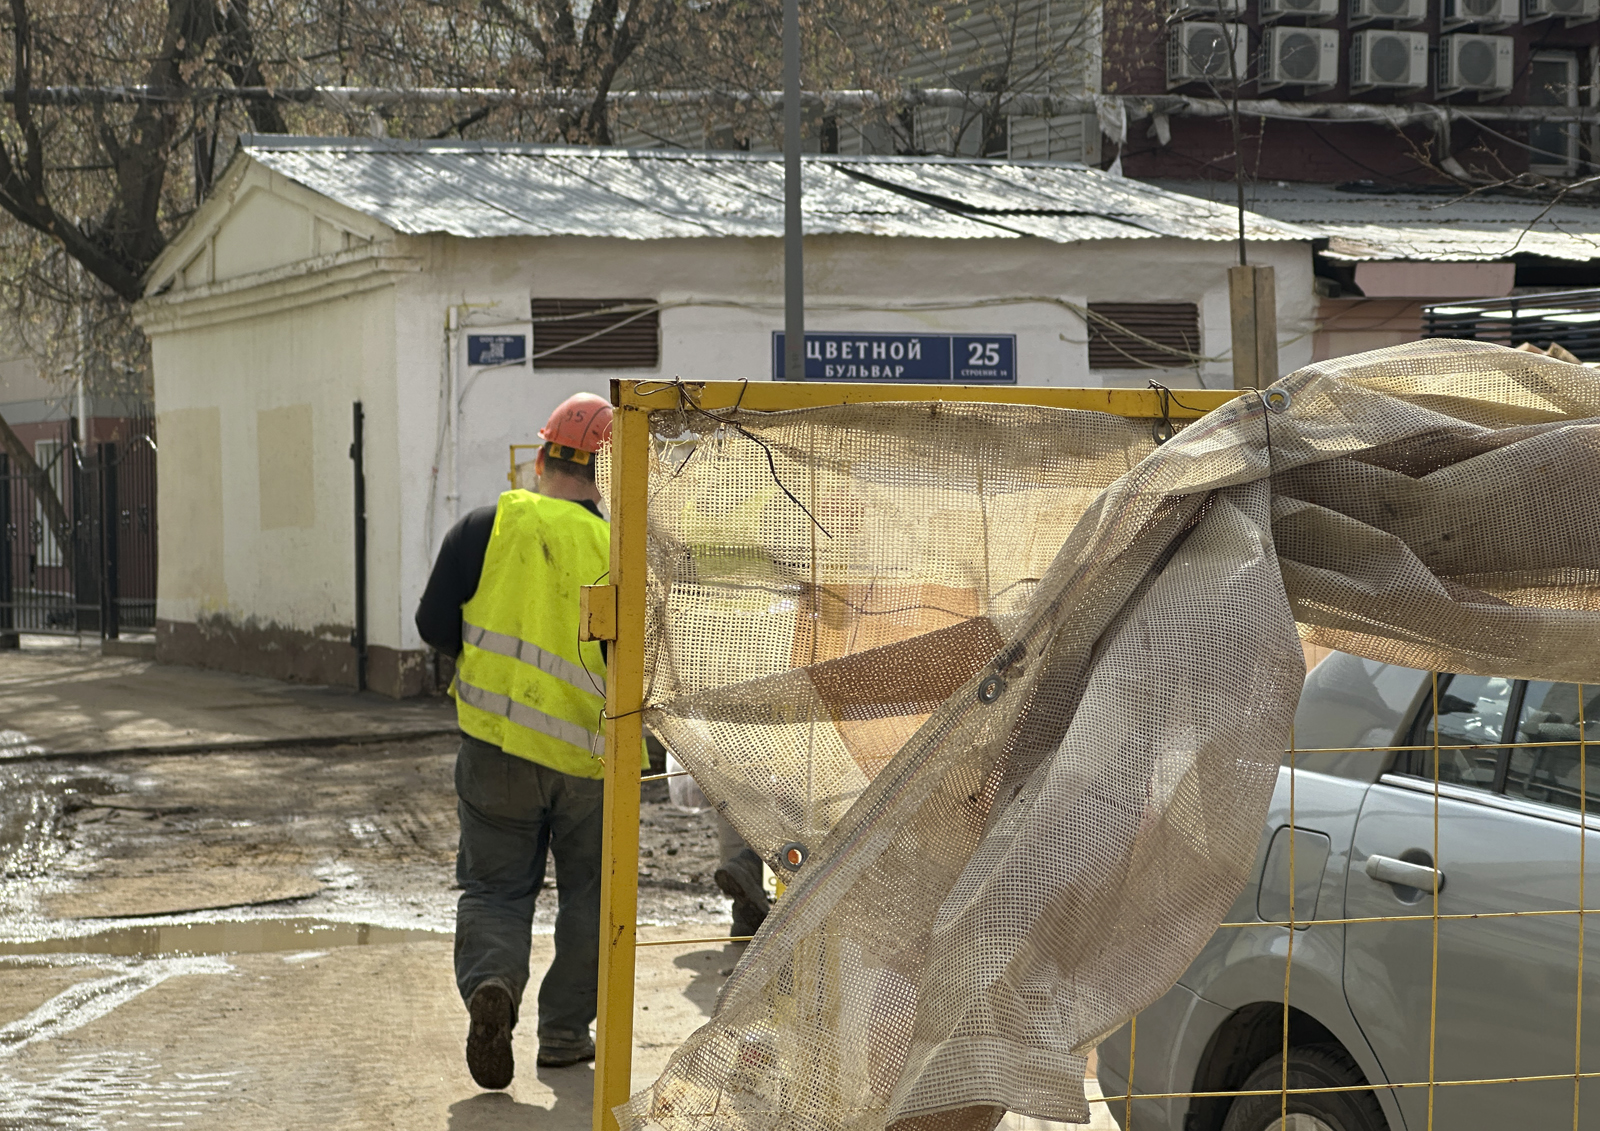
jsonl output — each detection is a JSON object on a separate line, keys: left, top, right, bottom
{"left": 453, "top": 734, "right": 603, "bottom": 1054}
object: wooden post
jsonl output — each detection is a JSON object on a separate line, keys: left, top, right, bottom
{"left": 1229, "top": 265, "right": 1279, "bottom": 390}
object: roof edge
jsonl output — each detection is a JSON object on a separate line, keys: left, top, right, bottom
{"left": 237, "top": 133, "right": 1104, "bottom": 171}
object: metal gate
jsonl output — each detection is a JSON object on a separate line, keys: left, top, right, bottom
{"left": 0, "top": 413, "right": 157, "bottom": 640}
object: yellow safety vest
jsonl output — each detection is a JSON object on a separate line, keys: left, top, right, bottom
{"left": 454, "top": 490, "right": 610, "bottom": 778}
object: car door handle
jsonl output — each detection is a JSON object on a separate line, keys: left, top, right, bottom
{"left": 1365, "top": 854, "right": 1446, "bottom": 894}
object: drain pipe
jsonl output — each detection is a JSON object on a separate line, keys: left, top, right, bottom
{"left": 350, "top": 401, "right": 368, "bottom": 692}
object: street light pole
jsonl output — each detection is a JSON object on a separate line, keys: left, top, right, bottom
{"left": 783, "top": 0, "right": 804, "bottom": 381}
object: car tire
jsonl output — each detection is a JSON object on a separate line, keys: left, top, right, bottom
{"left": 1219, "top": 1043, "right": 1388, "bottom": 1131}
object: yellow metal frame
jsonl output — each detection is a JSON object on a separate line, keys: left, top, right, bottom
{"left": 593, "top": 378, "right": 1600, "bottom": 1131}
{"left": 591, "top": 380, "right": 1235, "bottom": 1131}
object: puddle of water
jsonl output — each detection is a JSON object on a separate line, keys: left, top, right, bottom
{"left": 0, "top": 729, "right": 45, "bottom": 758}
{"left": 0, "top": 917, "right": 444, "bottom": 959}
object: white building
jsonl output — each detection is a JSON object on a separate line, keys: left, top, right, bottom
{"left": 134, "top": 136, "right": 1313, "bottom": 696}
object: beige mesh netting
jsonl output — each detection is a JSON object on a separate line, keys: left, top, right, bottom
{"left": 617, "top": 340, "right": 1600, "bottom": 1131}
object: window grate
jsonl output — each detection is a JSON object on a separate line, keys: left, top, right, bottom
{"left": 531, "top": 298, "right": 659, "bottom": 370}
{"left": 1086, "top": 302, "right": 1200, "bottom": 369}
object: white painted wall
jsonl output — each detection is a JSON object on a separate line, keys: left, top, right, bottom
{"left": 144, "top": 157, "right": 1315, "bottom": 675}
{"left": 386, "top": 228, "right": 1313, "bottom": 654}
{"left": 148, "top": 283, "right": 396, "bottom": 648}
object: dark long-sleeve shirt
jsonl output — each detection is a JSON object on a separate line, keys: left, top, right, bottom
{"left": 414, "top": 499, "right": 604, "bottom": 657}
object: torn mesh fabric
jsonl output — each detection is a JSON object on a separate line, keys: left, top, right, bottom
{"left": 619, "top": 340, "right": 1600, "bottom": 1131}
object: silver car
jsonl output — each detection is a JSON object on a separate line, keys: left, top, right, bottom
{"left": 1097, "top": 651, "right": 1600, "bottom": 1131}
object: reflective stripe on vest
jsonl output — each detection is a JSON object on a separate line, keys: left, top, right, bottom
{"left": 453, "top": 490, "right": 610, "bottom": 778}
{"left": 461, "top": 622, "right": 598, "bottom": 693}
{"left": 455, "top": 675, "right": 597, "bottom": 754}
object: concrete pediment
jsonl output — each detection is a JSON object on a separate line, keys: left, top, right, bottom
{"left": 146, "top": 152, "right": 394, "bottom": 299}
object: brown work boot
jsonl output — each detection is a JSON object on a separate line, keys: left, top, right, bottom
{"left": 537, "top": 1034, "right": 596, "bottom": 1068}
{"left": 466, "top": 982, "right": 515, "bottom": 1090}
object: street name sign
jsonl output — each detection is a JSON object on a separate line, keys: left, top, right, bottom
{"left": 771, "top": 332, "right": 1017, "bottom": 383}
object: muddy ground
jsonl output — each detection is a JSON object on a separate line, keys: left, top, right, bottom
{"left": 0, "top": 734, "right": 732, "bottom": 940}
{"left": 0, "top": 740, "right": 1114, "bottom": 1131}
{"left": 0, "top": 737, "right": 744, "bottom": 1129}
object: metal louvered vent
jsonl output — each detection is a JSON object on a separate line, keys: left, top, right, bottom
{"left": 1370, "top": 0, "right": 1410, "bottom": 13}
{"left": 1087, "top": 303, "right": 1200, "bottom": 369}
{"left": 531, "top": 298, "right": 660, "bottom": 369}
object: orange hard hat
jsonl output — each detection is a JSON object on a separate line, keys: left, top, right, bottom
{"left": 539, "top": 392, "right": 613, "bottom": 456}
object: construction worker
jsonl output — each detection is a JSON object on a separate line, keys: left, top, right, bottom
{"left": 414, "top": 391, "right": 613, "bottom": 1091}
{"left": 716, "top": 813, "right": 771, "bottom": 939}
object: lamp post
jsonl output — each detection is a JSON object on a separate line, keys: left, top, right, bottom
{"left": 782, "top": 0, "right": 804, "bottom": 381}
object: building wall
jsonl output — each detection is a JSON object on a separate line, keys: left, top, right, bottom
{"left": 143, "top": 161, "right": 1313, "bottom": 695}
{"left": 1312, "top": 297, "right": 1428, "bottom": 361}
{"left": 138, "top": 152, "right": 428, "bottom": 694}
{"left": 147, "top": 282, "right": 410, "bottom": 691}
{"left": 0, "top": 345, "right": 55, "bottom": 424}
{"left": 616, "top": 0, "right": 1103, "bottom": 161}
{"left": 1104, "top": 11, "right": 1598, "bottom": 183}
{"left": 388, "top": 228, "right": 1314, "bottom": 659}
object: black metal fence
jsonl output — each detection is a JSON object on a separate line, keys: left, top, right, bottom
{"left": 0, "top": 413, "right": 157, "bottom": 639}
{"left": 1423, "top": 288, "right": 1600, "bottom": 362}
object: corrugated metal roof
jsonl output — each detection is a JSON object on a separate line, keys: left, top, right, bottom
{"left": 1148, "top": 178, "right": 1600, "bottom": 263}
{"left": 240, "top": 137, "right": 1312, "bottom": 245}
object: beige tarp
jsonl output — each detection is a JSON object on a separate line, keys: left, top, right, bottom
{"left": 618, "top": 340, "right": 1600, "bottom": 1131}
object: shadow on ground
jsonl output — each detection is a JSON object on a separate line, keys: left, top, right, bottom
{"left": 447, "top": 1059, "right": 595, "bottom": 1129}
{"left": 674, "top": 943, "right": 744, "bottom": 1016}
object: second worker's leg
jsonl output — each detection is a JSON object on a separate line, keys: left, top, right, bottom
{"left": 714, "top": 810, "right": 770, "bottom": 940}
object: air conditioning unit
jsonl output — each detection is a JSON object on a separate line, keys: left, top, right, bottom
{"left": 1169, "top": 0, "right": 1248, "bottom": 17}
{"left": 1168, "top": 23, "right": 1251, "bottom": 88}
{"left": 1437, "top": 33, "right": 1514, "bottom": 95}
{"left": 1526, "top": 0, "right": 1598, "bottom": 24}
{"left": 1260, "top": 26, "right": 1340, "bottom": 89}
{"left": 1261, "top": 0, "right": 1341, "bottom": 21}
{"left": 1442, "top": 0, "right": 1519, "bottom": 28}
{"left": 1351, "top": 30, "right": 1430, "bottom": 89}
{"left": 1349, "top": 0, "right": 1428, "bottom": 25}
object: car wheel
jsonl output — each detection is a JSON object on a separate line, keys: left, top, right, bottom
{"left": 1219, "top": 1043, "right": 1388, "bottom": 1131}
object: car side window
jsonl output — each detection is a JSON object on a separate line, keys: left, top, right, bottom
{"left": 1503, "top": 681, "right": 1600, "bottom": 812}
{"left": 1403, "top": 673, "right": 1515, "bottom": 790}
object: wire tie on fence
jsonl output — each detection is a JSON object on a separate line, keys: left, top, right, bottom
{"left": 1148, "top": 382, "right": 1176, "bottom": 445}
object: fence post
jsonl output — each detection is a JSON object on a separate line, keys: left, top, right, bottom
{"left": 1229, "top": 265, "right": 1279, "bottom": 390}
{"left": 70, "top": 432, "right": 102, "bottom": 635}
{"left": 593, "top": 389, "right": 648, "bottom": 1131}
{"left": 350, "top": 402, "right": 367, "bottom": 692}
{"left": 0, "top": 454, "right": 14, "bottom": 650}
{"left": 100, "top": 442, "right": 120, "bottom": 640}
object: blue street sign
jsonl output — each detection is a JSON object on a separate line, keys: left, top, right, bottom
{"left": 772, "top": 332, "right": 1016, "bottom": 383}
{"left": 467, "top": 334, "right": 528, "bottom": 366}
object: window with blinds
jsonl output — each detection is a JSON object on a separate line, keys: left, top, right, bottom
{"left": 1087, "top": 303, "right": 1200, "bottom": 369}
{"left": 531, "top": 298, "right": 659, "bottom": 369}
